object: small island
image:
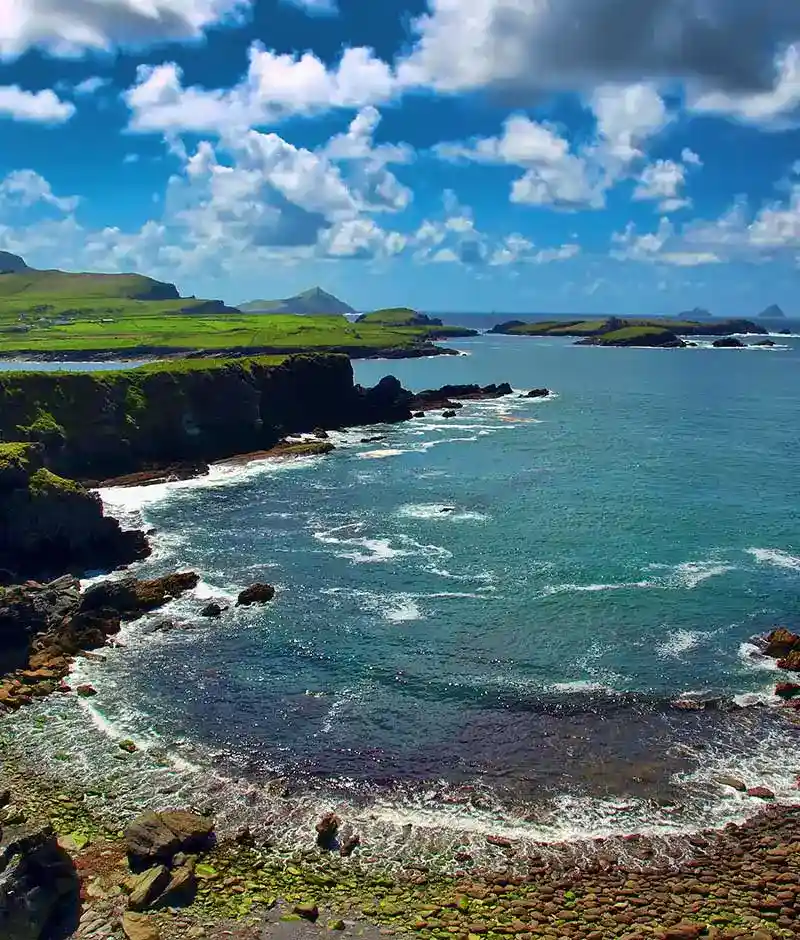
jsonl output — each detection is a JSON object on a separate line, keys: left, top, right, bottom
{"left": 490, "top": 316, "right": 768, "bottom": 347}
{"left": 356, "top": 307, "right": 477, "bottom": 339}
{"left": 759, "top": 303, "right": 786, "bottom": 319}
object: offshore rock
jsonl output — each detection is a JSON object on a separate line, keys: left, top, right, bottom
{"left": 315, "top": 812, "right": 340, "bottom": 850}
{"left": 763, "top": 628, "right": 800, "bottom": 658}
{"left": 0, "top": 819, "right": 79, "bottom": 940}
{"left": 236, "top": 583, "right": 276, "bottom": 606}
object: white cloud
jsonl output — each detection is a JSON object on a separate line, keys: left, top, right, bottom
{"left": 434, "top": 87, "right": 671, "bottom": 211}
{"left": 73, "top": 76, "right": 110, "bottom": 96}
{"left": 0, "top": 170, "right": 80, "bottom": 213}
{"left": 0, "top": 85, "right": 75, "bottom": 123}
{"left": 633, "top": 151, "right": 704, "bottom": 213}
{"left": 126, "top": 44, "right": 399, "bottom": 133}
{"left": 691, "top": 44, "right": 800, "bottom": 128}
{"left": 614, "top": 184, "right": 800, "bottom": 266}
{"left": 489, "top": 235, "right": 580, "bottom": 266}
{"left": 0, "top": 0, "right": 252, "bottom": 59}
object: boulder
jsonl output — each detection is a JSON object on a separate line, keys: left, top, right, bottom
{"left": 315, "top": 812, "right": 340, "bottom": 850}
{"left": 763, "top": 628, "right": 800, "bottom": 658}
{"left": 153, "top": 859, "right": 196, "bottom": 908}
{"left": 0, "top": 820, "right": 79, "bottom": 940}
{"left": 294, "top": 902, "right": 319, "bottom": 922}
{"left": 712, "top": 337, "right": 744, "bottom": 348}
{"left": 125, "top": 810, "right": 214, "bottom": 866}
{"left": 76, "top": 684, "right": 96, "bottom": 697}
{"left": 339, "top": 833, "right": 360, "bottom": 857}
{"left": 442, "top": 410, "right": 458, "bottom": 418}
{"left": 128, "top": 865, "right": 170, "bottom": 911}
{"left": 236, "top": 584, "right": 275, "bottom": 606}
{"left": 122, "top": 912, "right": 161, "bottom": 940}
{"left": 199, "top": 603, "right": 224, "bottom": 618}
{"left": 715, "top": 775, "right": 747, "bottom": 792}
{"left": 525, "top": 388, "right": 550, "bottom": 398}
{"left": 81, "top": 573, "right": 200, "bottom": 619}
{"left": 747, "top": 787, "right": 775, "bottom": 800}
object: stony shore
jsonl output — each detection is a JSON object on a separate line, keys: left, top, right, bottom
{"left": 1, "top": 748, "right": 798, "bottom": 940}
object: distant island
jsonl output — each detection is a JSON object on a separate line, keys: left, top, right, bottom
{"left": 489, "top": 316, "right": 768, "bottom": 348}
{"left": 238, "top": 287, "right": 356, "bottom": 316}
{"left": 678, "top": 307, "right": 712, "bottom": 319}
{"left": 759, "top": 304, "right": 786, "bottom": 319}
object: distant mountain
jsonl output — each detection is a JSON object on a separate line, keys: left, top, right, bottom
{"left": 678, "top": 307, "right": 712, "bottom": 319}
{"left": 759, "top": 304, "right": 786, "bottom": 319}
{"left": 0, "top": 251, "right": 29, "bottom": 274}
{"left": 239, "top": 287, "right": 355, "bottom": 316}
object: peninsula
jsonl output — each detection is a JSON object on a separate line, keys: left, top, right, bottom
{"left": 0, "top": 258, "right": 470, "bottom": 361}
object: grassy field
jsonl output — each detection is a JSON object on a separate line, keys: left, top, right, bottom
{"left": 0, "top": 308, "right": 443, "bottom": 356}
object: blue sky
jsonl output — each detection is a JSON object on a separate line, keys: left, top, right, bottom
{"left": 0, "top": 0, "right": 799, "bottom": 314}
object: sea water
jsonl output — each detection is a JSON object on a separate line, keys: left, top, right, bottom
{"left": 5, "top": 333, "right": 800, "bottom": 856}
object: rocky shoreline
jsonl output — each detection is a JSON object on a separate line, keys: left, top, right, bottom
{"left": 1, "top": 744, "right": 798, "bottom": 940}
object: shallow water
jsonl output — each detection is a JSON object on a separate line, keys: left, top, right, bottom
{"left": 8, "top": 334, "right": 800, "bottom": 852}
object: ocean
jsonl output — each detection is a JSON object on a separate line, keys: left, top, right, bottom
{"left": 4, "top": 329, "right": 800, "bottom": 863}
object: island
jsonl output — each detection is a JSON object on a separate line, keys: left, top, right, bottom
{"left": 759, "top": 303, "right": 786, "bottom": 319}
{"left": 490, "top": 315, "right": 768, "bottom": 347}
{"left": 0, "top": 258, "right": 466, "bottom": 361}
{"left": 356, "top": 307, "right": 477, "bottom": 339}
{"left": 237, "top": 286, "right": 356, "bottom": 316}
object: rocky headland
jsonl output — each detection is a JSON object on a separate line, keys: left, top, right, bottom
{"left": 489, "top": 317, "right": 768, "bottom": 344}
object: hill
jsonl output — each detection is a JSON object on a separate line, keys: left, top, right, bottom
{"left": 759, "top": 304, "right": 786, "bottom": 319}
{"left": 0, "top": 265, "right": 179, "bottom": 302}
{"left": 0, "top": 251, "right": 28, "bottom": 274}
{"left": 239, "top": 287, "right": 355, "bottom": 316}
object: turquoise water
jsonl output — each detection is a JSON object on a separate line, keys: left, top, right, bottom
{"left": 15, "top": 334, "right": 800, "bottom": 847}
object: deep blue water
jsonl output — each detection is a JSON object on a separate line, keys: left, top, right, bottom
{"left": 14, "top": 333, "right": 800, "bottom": 844}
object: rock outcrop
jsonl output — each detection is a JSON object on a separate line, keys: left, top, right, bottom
{"left": 0, "top": 800, "right": 79, "bottom": 940}
{"left": 409, "top": 383, "right": 514, "bottom": 412}
{"left": 712, "top": 337, "right": 745, "bottom": 348}
{"left": 236, "top": 584, "right": 276, "bottom": 606}
{"left": 760, "top": 628, "right": 800, "bottom": 676}
{"left": 125, "top": 810, "right": 214, "bottom": 867}
{"left": 0, "top": 572, "right": 199, "bottom": 708}
{"left": 0, "top": 443, "right": 149, "bottom": 583}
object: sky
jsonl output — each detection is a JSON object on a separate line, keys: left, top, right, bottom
{"left": 0, "top": 1, "right": 799, "bottom": 315}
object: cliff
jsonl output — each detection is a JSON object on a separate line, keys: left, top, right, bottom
{"left": 0, "top": 443, "right": 149, "bottom": 583}
{"left": 0, "top": 355, "right": 414, "bottom": 481}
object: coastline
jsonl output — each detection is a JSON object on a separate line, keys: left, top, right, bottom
{"left": 1, "top": 737, "right": 798, "bottom": 940}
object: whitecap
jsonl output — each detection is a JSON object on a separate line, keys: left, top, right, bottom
{"left": 357, "top": 448, "right": 410, "bottom": 460}
{"left": 746, "top": 547, "right": 800, "bottom": 572}
{"left": 397, "top": 503, "right": 489, "bottom": 522}
{"left": 656, "top": 629, "right": 705, "bottom": 659}
{"left": 738, "top": 641, "right": 780, "bottom": 672}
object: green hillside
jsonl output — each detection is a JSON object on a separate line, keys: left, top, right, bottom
{"left": 239, "top": 287, "right": 356, "bottom": 316}
{"left": 0, "top": 267, "right": 180, "bottom": 301}
{"left": 489, "top": 316, "right": 766, "bottom": 337}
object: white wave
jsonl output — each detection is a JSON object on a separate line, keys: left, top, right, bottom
{"left": 656, "top": 629, "right": 705, "bottom": 659}
{"left": 357, "top": 448, "right": 410, "bottom": 460}
{"left": 663, "top": 560, "right": 736, "bottom": 589}
{"left": 397, "top": 503, "right": 489, "bottom": 522}
{"left": 738, "top": 641, "right": 780, "bottom": 672}
{"left": 540, "top": 580, "right": 654, "bottom": 596}
{"left": 426, "top": 566, "right": 497, "bottom": 586}
{"left": 746, "top": 547, "right": 800, "bottom": 572}
{"left": 313, "top": 524, "right": 452, "bottom": 565}
{"left": 384, "top": 597, "right": 423, "bottom": 622}
{"left": 733, "top": 691, "right": 777, "bottom": 708}
{"left": 549, "top": 679, "right": 617, "bottom": 694}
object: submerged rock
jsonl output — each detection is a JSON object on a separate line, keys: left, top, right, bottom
{"left": 199, "top": 603, "right": 224, "bottom": 618}
{"left": 442, "top": 410, "right": 458, "bottom": 418}
{"left": 236, "top": 584, "right": 276, "bottom": 606}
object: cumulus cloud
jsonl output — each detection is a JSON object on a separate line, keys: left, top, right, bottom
{"left": 126, "top": 44, "right": 398, "bottom": 133}
{"left": 613, "top": 184, "right": 800, "bottom": 266}
{"left": 0, "top": 170, "right": 80, "bottom": 213}
{"left": 0, "top": 85, "right": 75, "bottom": 124}
{"left": 73, "top": 76, "right": 110, "bottom": 96}
{"left": 281, "top": 0, "right": 338, "bottom": 14}
{"left": 434, "top": 85, "right": 671, "bottom": 210}
{"left": 399, "top": 0, "right": 800, "bottom": 101}
{"left": 633, "top": 150, "right": 703, "bottom": 213}
{"left": 0, "top": 0, "right": 251, "bottom": 59}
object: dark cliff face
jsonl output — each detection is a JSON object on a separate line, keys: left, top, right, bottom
{"left": 0, "top": 354, "right": 413, "bottom": 480}
{"left": 0, "top": 444, "right": 149, "bottom": 583}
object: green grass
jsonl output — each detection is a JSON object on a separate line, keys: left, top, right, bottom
{"left": 0, "top": 311, "right": 441, "bottom": 356}
{"left": 358, "top": 307, "right": 425, "bottom": 325}
{"left": 0, "top": 269, "right": 179, "bottom": 301}
{"left": 591, "top": 326, "right": 676, "bottom": 343}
